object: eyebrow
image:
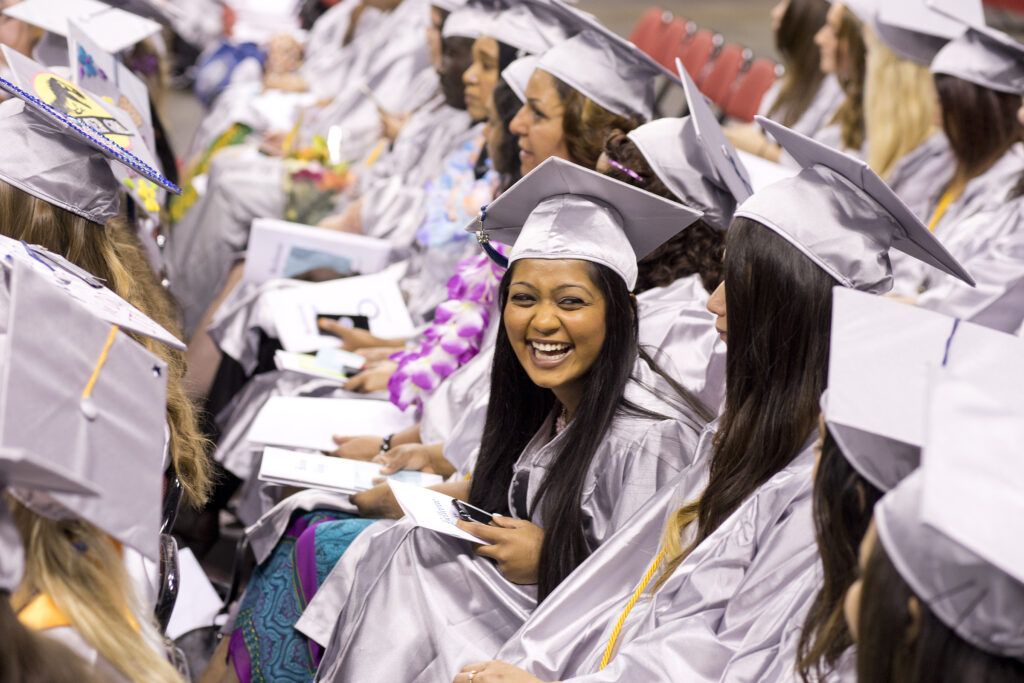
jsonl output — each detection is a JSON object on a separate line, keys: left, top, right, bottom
{"left": 510, "top": 282, "right": 594, "bottom": 296}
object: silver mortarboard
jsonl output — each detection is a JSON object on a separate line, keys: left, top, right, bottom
{"left": 877, "top": 373, "right": 1024, "bottom": 661}
{"left": 0, "top": 452, "right": 99, "bottom": 593}
{"left": 0, "top": 261, "right": 167, "bottom": 560}
{"left": 734, "top": 117, "right": 974, "bottom": 293}
{"left": 433, "top": 0, "right": 469, "bottom": 11}
{"left": 502, "top": 55, "right": 539, "bottom": 102}
{"left": 482, "top": 0, "right": 585, "bottom": 56}
{"left": 874, "top": 0, "right": 982, "bottom": 65}
{"left": 466, "top": 157, "right": 703, "bottom": 289}
{"left": 928, "top": 1, "right": 1024, "bottom": 95}
{"left": 441, "top": 4, "right": 493, "bottom": 40}
{"left": 823, "top": 288, "right": 1024, "bottom": 492}
{"left": 1, "top": 0, "right": 162, "bottom": 54}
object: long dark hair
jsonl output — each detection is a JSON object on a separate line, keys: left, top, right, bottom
{"left": 797, "top": 428, "right": 883, "bottom": 682}
{"left": 658, "top": 217, "right": 836, "bottom": 582}
{"left": 856, "top": 540, "right": 1024, "bottom": 683}
{"left": 935, "top": 74, "right": 1023, "bottom": 184}
{"left": 830, "top": 6, "right": 867, "bottom": 151}
{"left": 602, "top": 131, "right": 725, "bottom": 294}
{"left": 771, "top": 0, "right": 830, "bottom": 128}
{"left": 491, "top": 77, "right": 523, "bottom": 191}
{"left": 470, "top": 260, "right": 709, "bottom": 600}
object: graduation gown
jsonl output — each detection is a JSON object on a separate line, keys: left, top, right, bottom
{"left": 760, "top": 75, "right": 844, "bottom": 140}
{"left": 494, "top": 441, "right": 818, "bottom": 683}
{"left": 886, "top": 131, "right": 954, "bottom": 222}
{"left": 891, "top": 143, "right": 1024, "bottom": 297}
{"left": 303, "top": 360, "right": 706, "bottom": 682}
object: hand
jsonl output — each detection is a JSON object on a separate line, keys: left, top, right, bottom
{"left": 456, "top": 517, "right": 544, "bottom": 585}
{"left": 454, "top": 661, "right": 550, "bottom": 683}
{"left": 343, "top": 360, "right": 397, "bottom": 393}
{"left": 380, "top": 110, "right": 410, "bottom": 141}
{"left": 350, "top": 482, "right": 403, "bottom": 518}
{"left": 358, "top": 346, "right": 398, "bottom": 362}
{"left": 373, "top": 443, "right": 454, "bottom": 477}
{"left": 316, "top": 318, "right": 389, "bottom": 350}
{"left": 317, "top": 199, "right": 364, "bottom": 234}
{"left": 259, "top": 130, "right": 288, "bottom": 157}
{"left": 329, "top": 435, "right": 384, "bottom": 461}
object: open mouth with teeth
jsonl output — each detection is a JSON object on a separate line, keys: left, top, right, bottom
{"left": 529, "top": 340, "right": 574, "bottom": 366}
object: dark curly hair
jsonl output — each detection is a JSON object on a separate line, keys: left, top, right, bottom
{"left": 601, "top": 131, "right": 725, "bottom": 294}
{"left": 552, "top": 77, "right": 642, "bottom": 171}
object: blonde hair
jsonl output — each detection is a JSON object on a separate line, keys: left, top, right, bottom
{"left": 863, "top": 30, "right": 937, "bottom": 179}
{"left": 0, "top": 182, "right": 214, "bottom": 508}
{"left": 10, "top": 501, "right": 183, "bottom": 683}
{"left": 653, "top": 500, "right": 701, "bottom": 590}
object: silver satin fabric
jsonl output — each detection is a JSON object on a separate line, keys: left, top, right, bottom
{"left": 931, "top": 27, "right": 1024, "bottom": 95}
{"left": 637, "top": 274, "right": 726, "bottom": 415}
{"left": 760, "top": 75, "right": 845, "bottom": 142}
{"left": 0, "top": 501, "right": 23, "bottom": 593}
{"left": 917, "top": 195, "right": 1024, "bottom": 333}
{"left": 307, "top": 358, "right": 707, "bottom": 681}
{"left": 164, "top": 145, "right": 286, "bottom": 337}
{"left": 885, "top": 131, "right": 954, "bottom": 223}
{"left": 0, "top": 99, "right": 120, "bottom": 224}
{"left": 496, "top": 442, "right": 818, "bottom": 682}
{"left": 890, "top": 143, "right": 1024, "bottom": 297}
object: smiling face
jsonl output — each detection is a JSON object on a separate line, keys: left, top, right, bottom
{"left": 463, "top": 36, "right": 500, "bottom": 121}
{"left": 504, "top": 259, "right": 607, "bottom": 414}
{"left": 509, "top": 69, "right": 572, "bottom": 175}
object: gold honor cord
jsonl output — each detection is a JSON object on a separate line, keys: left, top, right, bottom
{"left": 598, "top": 547, "right": 667, "bottom": 670}
{"left": 82, "top": 325, "right": 120, "bottom": 399}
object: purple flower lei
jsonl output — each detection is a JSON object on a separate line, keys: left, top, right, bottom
{"left": 388, "top": 243, "right": 509, "bottom": 412}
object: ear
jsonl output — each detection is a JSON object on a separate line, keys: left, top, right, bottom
{"left": 905, "top": 595, "right": 922, "bottom": 645}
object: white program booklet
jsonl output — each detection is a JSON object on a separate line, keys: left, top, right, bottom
{"left": 273, "top": 348, "right": 367, "bottom": 382}
{"left": 388, "top": 480, "right": 493, "bottom": 545}
{"left": 267, "top": 271, "right": 415, "bottom": 353}
{"left": 247, "top": 396, "right": 417, "bottom": 452}
{"left": 243, "top": 218, "right": 392, "bottom": 285}
{"left": 258, "top": 447, "right": 444, "bottom": 494}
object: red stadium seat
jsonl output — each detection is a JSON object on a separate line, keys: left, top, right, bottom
{"left": 671, "top": 29, "right": 717, "bottom": 81}
{"left": 629, "top": 8, "right": 673, "bottom": 60}
{"left": 722, "top": 58, "right": 779, "bottom": 122}
{"left": 652, "top": 17, "right": 693, "bottom": 69}
{"left": 982, "top": 0, "right": 1024, "bottom": 13}
{"left": 699, "top": 44, "right": 748, "bottom": 107}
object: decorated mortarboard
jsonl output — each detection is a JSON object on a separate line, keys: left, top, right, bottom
{"left": 0, "top": 450, "right": 100, "bottom": 593}
{"left": 0, "top": 261, "right": 167, "bottom": 561}
{"left": 0, "top": 53, "right": 178, "bottom": 224}
{"left": 2, "top": 0, "right": 162, "bottom": 55}
{"left": 873, "top": 0, "right": 982, "bottom": 65}
{"left": 625, "top": 60, "right": 750, "bottom": 231}
{"left": 823, "top": 288, "right": 1024, "bottom": 492}
{"left": 466, "top": 157, "right": 703, "bottom": 289}
{"left": 501, "top": 55, "right": 539, "bottom": 102}
{"left": 734, "top": 117, "right": 974, "bottom": 293}
{"left": 876, "top": 369, "right": 1024, "bottom": 660}
{"left": 535, "top": 9, "right": 674, "bottom": 121}
{"left": 442, "top": 3, "right": 494, "bottom": 40}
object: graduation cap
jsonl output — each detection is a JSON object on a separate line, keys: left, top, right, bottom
{"left": 1, "top": 0, "right": 162, "bottom": 55}
{"left": 466, "top": 157, "right": 703, "bottom": 289}
{"left": 433, "top": 0, "right": 469, "bottom": 11}
{"left": 482, "top": 0, "right": 585, "bottom": 56}
{"left": 823, "top": 288, "right": 1024, "bottom": 492}
{"left": 0, "top": 260, "right": 168, "bottom": 560}
{"left": 0, "top": 451, "right": 100, "bottom": 593}
{"left": 734, "top": 117, "right": 974, "bottom": 293}
{"left": 535, "top": 23, "right": 674, "bottom": 121}
{"left": 876, "top": 370, "right": 1024, "bottom": 660}
{"left": 873, "top": 0, "right": 982, "bottom": 65}
{"left": 0, "top": 76, "right": 179, "bottom": 225}
{"left": 929, "top": 22, "right": 1024, "bottom": 95}
{"left": 501, "top": 55, "right": 539, "bottom": 102}
{"left": 625, "top": 60, "right": 750, "bottom": 231}
{"left": 441, "top": 4, "right": 494, "bottom": 40}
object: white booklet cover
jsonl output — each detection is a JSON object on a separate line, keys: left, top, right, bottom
{"left": 243, "top": 218, "right": 392, "bottom": 285}
{"left": 388, "top": 480, "right": 493, "bottom": 545}
{"left": 259, "top": 447, "right": 443, "bottom": 494}
{"left": 247, "top": 396, "right": 416, "bottom": 452}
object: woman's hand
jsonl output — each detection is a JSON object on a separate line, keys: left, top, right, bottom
{"left": 357, "top": 346, "right": 399, "bottom": 363}
{"left": 328, "top": 435, "right": 384, "bottom": 461}
{"left": 350, "top": 482, "right": 403, "bottom": 518}
{"left": 373, "top": 443, "right": 455, "bottom": 478}
{"left": 316, "top": 318, "right": 391, "bottom": 350}
{"left": 344, "top": 360, "right": 397, "bottom": 393}
{"left": 454, "top": 661, "right": 552, "bottom": 683}
{"left": 317, "top": 199, "right": 364, "bottom": 234}
{"left": 456, "top": 517, "right": 544, "bottom": 585}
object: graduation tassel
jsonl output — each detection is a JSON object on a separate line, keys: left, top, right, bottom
{"left": 474, "top": 204, "right": 509, "bottom": 268}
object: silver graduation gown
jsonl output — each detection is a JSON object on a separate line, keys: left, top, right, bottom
{"left": 759, "top": 75, "right": 844, "bottom": 141}
{"left": 885, "top": 131, "right": 954, "bottom": 222}
{"left": 305, "top": 359, "right": 707, "bottom": 682}
{"left": 495, "top": 441, "right": 818, "bottom": 683}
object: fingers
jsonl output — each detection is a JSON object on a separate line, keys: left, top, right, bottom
{"left": 317, "top": 317, "right": 348, "bottom": 339}
{"left": 456, "top": 519, "right": 505, "bottom": 546}
{"left": 489, "top": 514, "right": 524, "bottom": 529}
{"left": 332, "top": 435, "right": 352, "bottom": 445}
{"left": 344, "top": 374, "right": 368, "bottom": 392}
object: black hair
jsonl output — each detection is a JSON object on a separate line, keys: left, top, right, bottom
{"left": 491, "top": 77, "right": 523, "bottom": 191}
